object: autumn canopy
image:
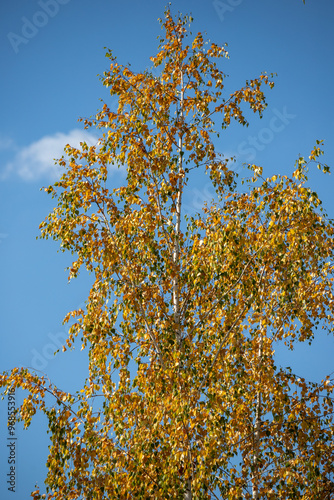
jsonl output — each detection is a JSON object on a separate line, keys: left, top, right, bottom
{"left": 1, "top": 8, "right": 334, "bottom": 500}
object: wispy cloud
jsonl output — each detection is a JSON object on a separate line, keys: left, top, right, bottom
{"left": 1, "top": 129, "right": 98, "bottom": 182}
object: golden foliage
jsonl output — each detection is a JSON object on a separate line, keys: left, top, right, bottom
{"left": 1, "top": 8, "right": 334, "bottom": 500}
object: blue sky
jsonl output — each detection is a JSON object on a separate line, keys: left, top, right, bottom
{"left": 1, "top": 0, "right": 334, "bottom": 497}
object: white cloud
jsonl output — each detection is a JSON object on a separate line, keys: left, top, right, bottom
{"left": 1, "top": 129, "right": 99, "bottom": 182}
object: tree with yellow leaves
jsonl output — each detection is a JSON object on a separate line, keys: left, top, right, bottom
{"left": 1, "top": 8, "right": 334, "bottom": 500}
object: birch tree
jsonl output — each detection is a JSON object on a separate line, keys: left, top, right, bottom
{"left": 1, "top": 8, "right": 334, "bottom": 500}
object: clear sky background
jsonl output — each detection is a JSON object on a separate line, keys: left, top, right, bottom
{"left": 1, "top": 0, "right": 334, "bottom": 498}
